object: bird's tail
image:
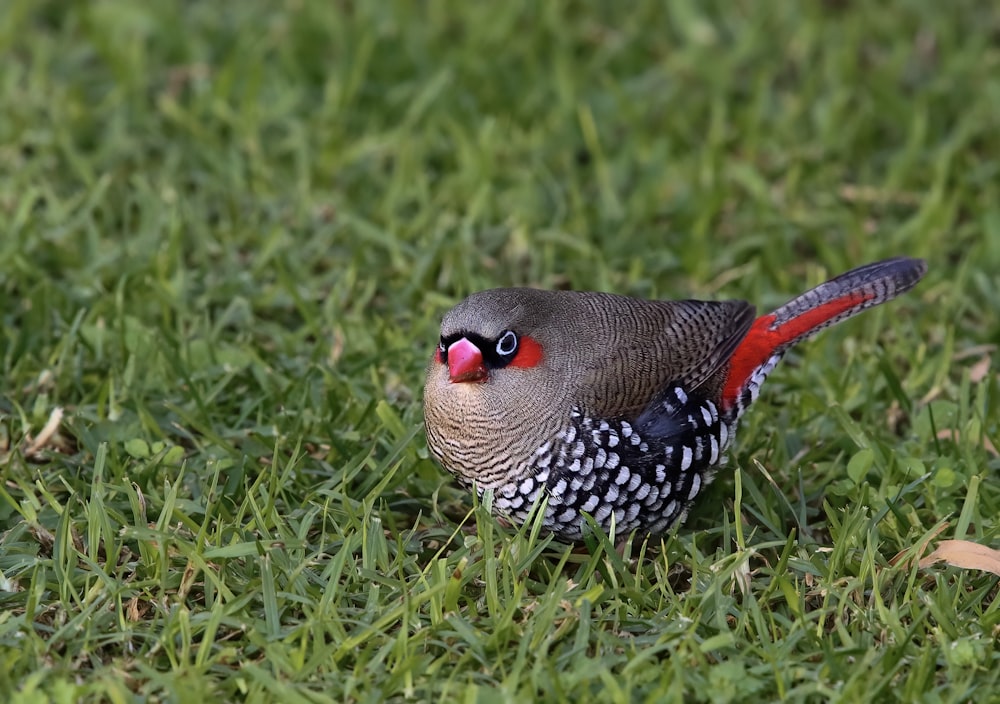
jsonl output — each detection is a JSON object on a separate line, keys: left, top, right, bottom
{"left": 720, "top": 257, "right": 927, "bottom": 413}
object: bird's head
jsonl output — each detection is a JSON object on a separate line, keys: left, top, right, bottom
{"left": 423, "top": 288, "right": 575, "bottom": 486}
{"left": 429, "top": 288, "right": 555, "bottom": 386}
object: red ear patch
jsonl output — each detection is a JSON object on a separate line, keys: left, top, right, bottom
{"left": 510, "top": 335, "right": 543, "bottom": 368}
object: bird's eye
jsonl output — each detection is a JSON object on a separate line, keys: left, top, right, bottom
{"left": 495, "top": 330, "right": 518, "bottom": 357}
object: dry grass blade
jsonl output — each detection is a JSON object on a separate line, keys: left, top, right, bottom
{"left": 889, "top": 521, "right": 949, "bottom": 568}
{"left": 23, "top": 407, "right": 64, "bottom": 458}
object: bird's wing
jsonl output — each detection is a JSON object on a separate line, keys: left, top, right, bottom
{"left": 578, "top": 297, "right": 756, "bottom": 419}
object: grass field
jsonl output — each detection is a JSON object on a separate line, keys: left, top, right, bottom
{"left": 2, "top": 1, "right": 999, "bottom": 701}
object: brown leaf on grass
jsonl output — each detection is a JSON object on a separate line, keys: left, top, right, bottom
{"left": 968, "top": 354, "right": 991, "bottom": 384}
{"left": 935, "top": 429, "right": 999, "bottom": 457}
{"left": 919, "top": 540, "right": 1000, "bottom": 577}
{"left": 126, "top": 596, "right": 150, "bottom": 622}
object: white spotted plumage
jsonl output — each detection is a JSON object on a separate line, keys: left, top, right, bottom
{"left": 489, "top": 394, "right": 738, "bottom": 540}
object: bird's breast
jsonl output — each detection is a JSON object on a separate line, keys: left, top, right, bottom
{"left": 423, "top": 371, "right": 569, "bottom": 490}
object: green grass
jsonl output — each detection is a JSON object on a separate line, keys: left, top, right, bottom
{"left": 1, "top": 0, "right": 999, "bottom": 701}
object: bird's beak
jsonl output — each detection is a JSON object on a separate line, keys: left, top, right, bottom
{"left": 447, "top": 338, "right": 488, "bottom": 383}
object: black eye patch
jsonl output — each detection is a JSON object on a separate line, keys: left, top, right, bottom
{"left": 442, "top": 331, "right": 520, "bottom": 369}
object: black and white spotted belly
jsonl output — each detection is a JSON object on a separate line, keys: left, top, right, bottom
{"left": 491, "top": 386, "right": 739, "bottom": 541}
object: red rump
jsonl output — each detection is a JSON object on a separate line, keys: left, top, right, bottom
{"left": 721, "top": 291, "right": 875, "bottom": 409}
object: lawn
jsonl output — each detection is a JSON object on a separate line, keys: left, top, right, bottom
{"left": 1, "top": 1, "right": 999, "bottom": 701}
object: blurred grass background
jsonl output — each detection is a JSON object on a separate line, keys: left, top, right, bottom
{"left": 1, "top": 0, "right": 998, "bottom": 701}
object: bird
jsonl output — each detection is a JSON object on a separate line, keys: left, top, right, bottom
{"left": 423, "top": 257, "right": 927, "bottom": 542}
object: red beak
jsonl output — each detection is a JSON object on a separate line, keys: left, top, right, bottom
{"left": 447, "top": 338, "right": 488, "bottom": 383}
